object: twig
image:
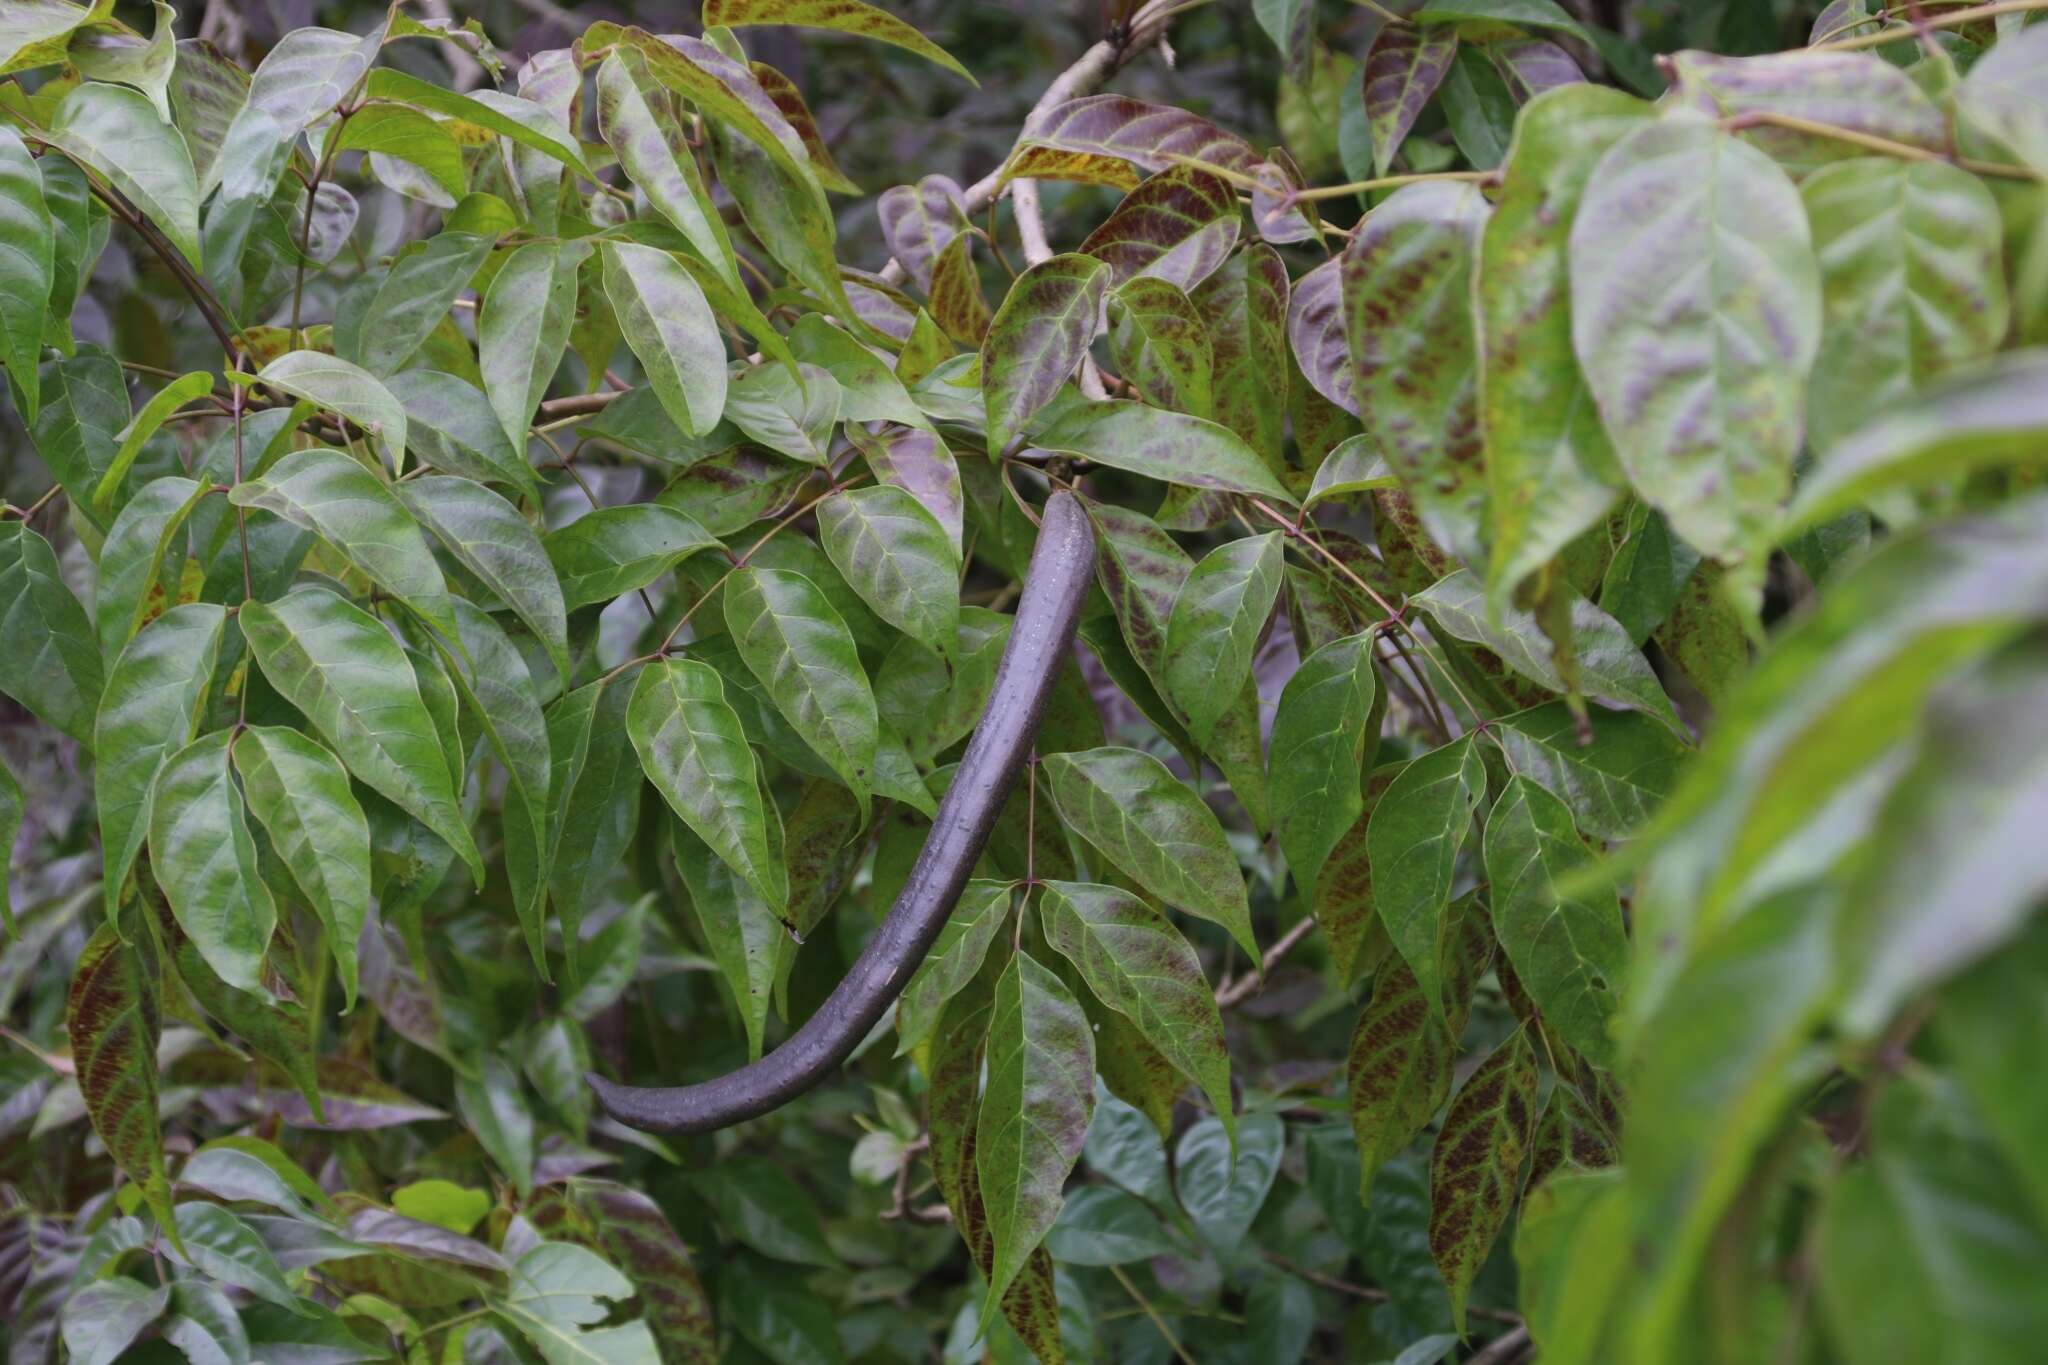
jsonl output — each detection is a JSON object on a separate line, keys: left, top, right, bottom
{"left": 1109, "top": 1264, "right": 1199, "bottom": 1365}
{"left": 1215, "top": 916, "right": 1315, "bottom": 1009}
{"left": 1720, "top": 110, "right": 2039, "bottom": 180}
{"left": 1468, "top": 1324, "right": 1533, "bottom": 1364}
{"left": 1810, "top": 0, "right": 2048, "bottom": 50}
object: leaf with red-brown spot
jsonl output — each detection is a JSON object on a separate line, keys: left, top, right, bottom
{"left": 528, "top": 1178, "right": 718, "bottom": 1365}
{"left": 1001, "top": 143, "right": 1140, "bottom": 191}
{"left": 1317, "top": 761, "right": 1407, "bottom": 988}
{"left": 982, "top": 252, "right": 1110, "bottom": 453}
{"left": 1343, "top": 180, "right": 1493, "bottom": 564}
{"left": 1287, "top": 256, "right": 1353, "bottom": 417}
{"left": 1363, "top": 23, "right": 1459, "bottom": 177}
{"left": 1108, "top": 277, "right": 1214, "bottom": 419}
{"left": 748, "top": 62, "right": 859, "bottom": 194}
{"left": 1429, "top": 1026, "right": 1541, "bottom": 1332}
{"left": 1089, "top": 500, "right": 1192, "bottom": 697}
{"left": 1078, "top": 165, "right": 1240, "bottom": 293}
{"left": 68, "top": 916, "right": 179, "bottom": 1247}
{"left": 928, "top": 232, "right": 992, "bottom": 346}
{"left": 1195, "top": 244, "right": 1289, "bottom": 476}
{"left": 1014, "top": 94, "right": 1269, "bottom": 182}
{"left": 701, "top": 0, "right": 975, "bottom": 84}
{"left": 878, "top": 174, "right": 969, "bottom": 293}
{"left": 1523, "top": 1078, "right": 1619, "bottom": 1196}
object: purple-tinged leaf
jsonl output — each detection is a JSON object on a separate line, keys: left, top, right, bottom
{"left": 749, "top": 61, "right": 860, "bottom": 194}
{"left": 1343, "top": 180, "right": 1492, "bottom": 564}
{"left": 1015, "top": 94, "right": 1270, "bottom": 182}
{"left": 1363, "top": 24, "right": 1459, "bottom": 177}
{"left": 1429, "top": 1027, "right": 1541, "bottom": 1332}
{"left": 928, "top": 231, "right": 993, "bottom": 346}
{"left": 1489, "top": 39, "right": 1582, "bottom": 102}
{"left": 67, "top": 920, "right": 177, "bottom": 1245}
{"left": 1078, "top": 165, "right": 1241, "bottom": 293}
{"left": 1316, "top": 762, "right": 1405, "bottom": 988}
{"left": 982, "top": 252, "right": 1110, "bottom": 453}
{"left": 1196, "top": 244, "right": 1291, "bottom": 477}
{"left": 878, "top": 174, "right": 969, "bottom": 293}
{"left": 1668, "top": 49, "right": 1947, "bottom": 171}
{"left": 1287, "top": 256, "right": 1353, "bottom": 417}
{"left": 843, "top": 423, "right": 964, "bottom": 553}
{"left": 347, "top": 1208, "right": 511, "bottom": 1273}
{"left": 1107, "top": 277, "right": 1214, "bottom": 421}
{"left": 266, "top": 1058, "right": 447, "bottom": 1131}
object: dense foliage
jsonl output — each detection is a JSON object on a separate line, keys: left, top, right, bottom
{"left": 2, "top": 0, "right": 2047, "bottom": 1361}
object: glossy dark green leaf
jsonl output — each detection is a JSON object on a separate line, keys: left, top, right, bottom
{"left": 479, "top": 241, "right": 582, "bottom": 453}
{"left": 1571, "top": 117, "right": 1820, "bottom": 562}
{"left": 1929, "top": 922, "right": 2048, "bottom": 1229}
{"left": 254, "top": 354, "right": 409, "bottom": 476}
{"left": 453, "top": 1053, "right": 534, "bottom": 1197}
{"left": 1428, "top": 1027, "right": 1540, "bottom": 1333}
{"left": 1493, "top": 702, "right": 1686, "bottom": 841}
{"left": 602, "top": 241, "right": 728, "bottom": 439}
{"left": 398, "top": 475, "right": 568, "bottom": 681}
{"left": 1342, "top": 181, "right": 1491, "bottom": 563}
{"left": 231, "top": 448, "right": 457, "bottom": 643}
{"left": 0, "top": 519, "right": 103, "bottom": 744}
{"left": 1175, "top": 1112, "right": 1283, "bottom": 1254}
{"left": 0, "top": 126, "right": 52, "bottom": 421}
{"left": 241, "top": 589, "right": 483, "bottom": 885}
{"left": 47, "top": 81, "right": 199, "bottom": 266}
{"left": 892, "top": 879, "right": 1010, "bottom": 1057}
{"left": 387, "top": 370, "right": 540, "bottom": 499}
{"left": 95, "top": 603, "right": 225, "bottom": 921}
{"left": 674, "top": 820, "right": 786, "bottom": 1059}
{"left": 353, "top": 232, "right": 495, "bottom": 377}
{"left": 1480, "top": 86, "right": 1648, "bottom": 608}
{"left": 629, "top": 657, "right": 787, "bottom": 910}
{"left": 544, "top": 503, "right": 723, "bottom": 613}
{"left": 1362, "top": 23, "right": 1458, "bottom": 177}
{"left": 1034, "top": 399, "right": 1295, "bottom": 502}
{"left": 1162, "top": 532, "right": 1282, "bottom": 747}
{"left": 148, "top": 731, "right": 277, "bottom": 996}
{"left": 982, "top": 253, "right": 1110, "bottom": 453}
{"left": 812, "top": 485, "right": 956, "bottom": 658}
{"left": 875, "top": 607, "right": 1011, "bottom": 762}
{"left": 1042, "top": 746, "right": 1257, "bottom": 960}
{"left": 976, "top": 950, "right": 1094, "bottom": 1321}
{"left": 723, "top": 564, "right": 877, "bottom": 814}
{"left": 67, "top": 919, "right": 177, "bottom": 1243}
{"left": 1802, "top": 158, "right": 2007, "bottom": 457}
{"left": 1042, "top": 880, "right": 1233, "bottom": 1146}
{"left": 1368, "top": 736, "right": 1484, "bottom": 1020}
{"left": 60, "top": 1279, "right": 168, "bottom": 1365}
{"left": 1271, "top": 630, "right": 1380, "bottom": 902}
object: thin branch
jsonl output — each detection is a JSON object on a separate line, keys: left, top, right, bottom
{"left": 1215, "top": 916, "right": 1315, "bottom": 1010}
{"left": 1810, "top": 0, "right": 2048, "bottom": 50}
{"left": 1109, "top": 1264, "right": 1199, "bottom": 1365}
{"left": 1720, "top": 110, "right": 2040, "bottom": 180}
{"left": 1468, "top": 1325, "right": 1534, "bottom": 1365}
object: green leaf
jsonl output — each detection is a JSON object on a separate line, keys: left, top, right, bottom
{"left": 388, "top": 370, "right": 540, "bottom": 499}
{"left": 1415, "top": 0, "right": 1590, "bottom": 40}
{"left": 1342, "top": 181, "right": 1491, "bottom": 563}
{"left": 1428, "top": 1027, "right": 1540, "bottom": 1333}
{"left": 480, "top": 241, "right": 582, "bottom": 453}
{"left": 1484, "top": 776, "right": 1626, "bottom": 1067}
{"left": 31, "top": 350, "right": 128, "bottom": 532}
{"left": 1414, "top": 568, "right": 1679, "bottom": 729}
{"left": 589, "top": 27, "right": 812, "bottom": 184}
{"left": 1304, "top": 435, "right": 1397, "bottom": 510}
{"left": 547, "top": 675, "right": 644, "bottom": 957}
{"left": 1368, "top": 736, "right": 1485, "bottom": 1020}
{"left": 95, "top": 603, "right": 226, "bottom": 920}
{"left": 1570, "top": 116, "right": 1821, "bottom": 562}
{"left": 67, "top": 920, "right": 177, "bottom": 1246}
{"left": 162, "top": 1280, "right": 251, "bottom": 1365}
{"left": 170, "top": 1202, "right": 302, "bottom": 1312}
{"left": 1959, "top": 23, "right": 2048, "bottom": 174}
{"left": 330, "top": 102, "right": 468, "bottom": 204}
{"left": 927, "top": 231, "right": 991, "bottom": 345}
{"left": 723, "top": 565, "right": 878, "bottom": 819}
{"left": 0, "top": 756, "right": 16, "bottom": 934}
{"left": 363, "top": 69, "right": 593, "bottom": 177}
{"left": 47, "top": 81, "right": 200, "bottom": 266}
{"left": 1816, "top": 1073, "right": 2048, "bottom": 1365}
{"left": 240, "top": 589, "right": 483, "bottom": 886}
{"left": 1523, "top": 1076, "right": 1618, "bottom": 1194}
{"left": 92, "top": 370, "right": 213, "bottom": 516}
{"left": 1801, "top": 158, "right": 2007, "bottom": 456}
{"left": 1362, "top": 23, "right": 1459, "bottom": 178}
{"left": 353, "top": 232, "right": 496, "bottom": 377}
{"left": 0, "top": 127, "right": 52, "bottom": 422}
{"left": 976, "top": 950, "right": 1094, "bottom": 1322}
{"left": 1041, "top": 880, "right": 1234, "bottom": 1147}
{"left": 397, "top": 475, "right": 569, "bottom": 682}
{"left": 254, "top": 354, "right": 410, "bottom": 476}
{"left": 1044, "top": 1185, "right": 1178, "bottom": 1266}
{"left": 527, "top": 1180, "right": 716, "bottom": 1365}
{"left": 1079, "top": 166, "right": 1241, "bottom": 293}
{"left": 229, "top": 727, "right": 369, "bottom": 1012}
{"left": 893, "top": 879, "right": 1010, "bottom": 1057}
{"left": 674, "top": 821, "right": 786, "bottom": 1061}
{"left": 1786, "top": 351, "right": 2048, "bottom": 536}
{"left": 0, "top": 0, "right": 99, "bottom": 72}
{"left": 1480, "top": 86, "right": 1648, "bottom": 608}
{"left": 1271, "top": 630, "right": 1380, "bottom": 901}
{"left": 231, "top": 448, "right": 458, "bottom": 643}
{"left": 785, "top": 314, "right": 923, "bottom": 425}
{"left": 61, "top": 1279, "right": 168, "bottom": 1365}
{"left": 1107, "top": 276, "right": 1215, "bottom": 420}
{"left": 1034, "top": 399, "right": 1296, "bottom": 501}
{"left": 1493, "top": 701, "right": 1687, "bottom": 841}
{"left": 1440, "top": 46, "right": 1516, "bottom": 170}
{"left": 982, "top": 253, "right": 1110, "bottom": 453}
{"left": 0, "top": 514, "right": 103, "bottom": 745}
{"left": 543, "top": 503, "right": 722, "bottom": 613}
{"left": 816, "top": 485, "right": 960, "bottom": 659}
{"left": 1175, "top": 1112, "right": 1283, "bottom": 1254}
{"left": 1162, "top": 532, "right": 1282, "bottom": 747}
{"left": 721, "top": 361, "right": 839, "bottom": 463}
{"left": 703, "top": 118, "right": 861, "bottom": 337}
{"left": 147, "top": 731, "right": 277, "bottom": 996}
{"left": 1669, "top": 49, "right": 1946, "bottom": 172}
{"left": 702, "top": 0, "right": 975, "bottom": 83}
{"left": 493, "top": 1240, "right": 660, "bottom": 1365}
{"left": 596, "top": 51, "right": 740, "bottom": 292}
{"left": 698, "top": 1159, "right": 838, "bottom": 1268}
{"left": 1835, "top": 639, "right": 2048, "bottom": 1037}
{"left": 1194, "top": 243, "right": 1290, "bottom": 483}
{"left": 628, "top": 658, "right": 787, "bottom": 910}
{"left": 876, "top": 608, "right": 1012, "bottom": 761}
{"left": 1514, "top": 1169, "right": 1627, "bottom": 1364}
{"left": 455, "top": 1053, "right": 535, "bottom": 1197}
{"left": 1928, "top": 923, "right": 2048, "bottom": 1229}
{"left": 1042, "top": 746, "right": 1258, "bottom": 960}
{"left": 601, "top": 241, "right": 727, "bottom": 439}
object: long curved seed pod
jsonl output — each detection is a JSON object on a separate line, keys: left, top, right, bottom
{"left": 590, "top": 488, "right": 1097, "bottom": 1134}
